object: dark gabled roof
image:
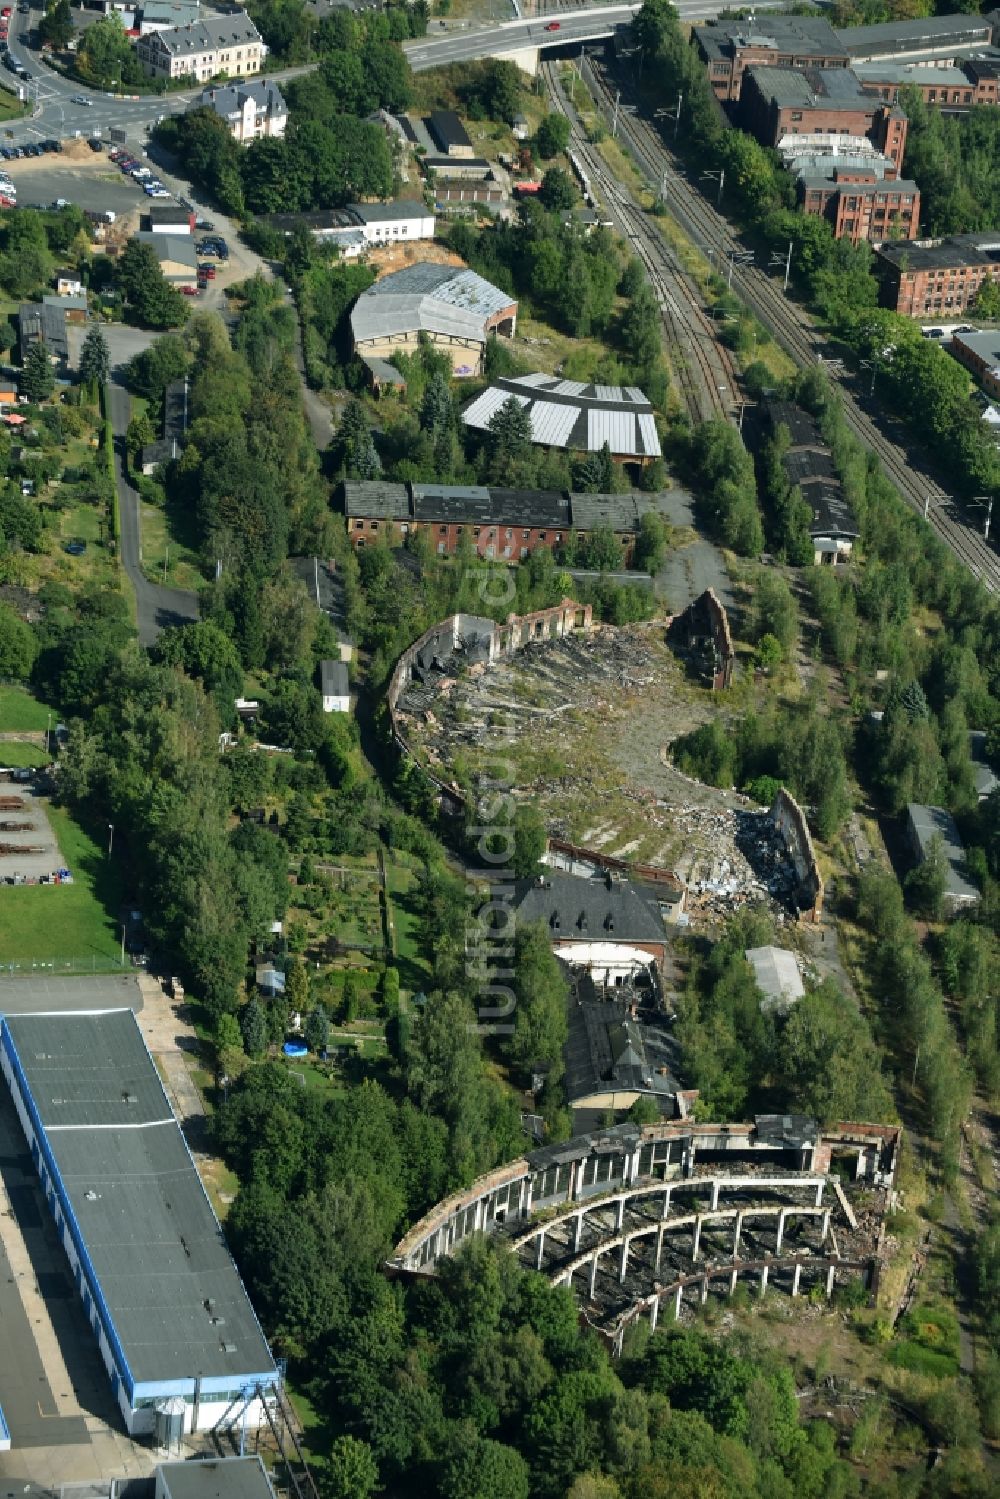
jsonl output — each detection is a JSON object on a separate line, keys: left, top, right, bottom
{"left": 808, "top": 483, "right": 860, "bottom": 540}
{"left": 428, "top": 110, "right": 473, "bottom": 153}
{"left": 410, "top": 483, "right": 569, "bottom": 529}
{"left": 320, "top": 659, "right": 349, "bottom": 698}
{"left": 563, "top": 1000, "right": 680, "bottom": 1105}
{"left": 18, "top": 300, "right": 68, "bottom": 358}
{"left": 2, "top": 1009, "right": 276, "bottom": 1386}
{"left": 767, "top": 402, "right": 858, "bottom": 538}
{"left": 694, "top": 15, "right": 847, "bottom": 61}
{"left": 163, "top": 378, "right": 188, "bottom": 442}
{"left": 343, "top": 479, "right": 410, "bottom": 520}
{"left": 514, "top": 870, "right": 667, "bottom": 946}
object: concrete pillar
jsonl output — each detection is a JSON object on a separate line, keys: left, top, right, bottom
{"left": 524, "top": 1180, "right": 533, "bottom": 1216}
{"left": 791, "top": 1263, "right": 801, "bottom": 1297}
{"left": 700, "top": 1276, "right": 709, "bottom": 1305}
{"left": 821, "top": 1209, "right": 831, "bottom": 1243}
{"left": 815, "top": 1179, "right": 824, "bottom": 1207}
{"left": 655, "top": 1224, "right": 665, "bottom": 1274}
{"left": 729, "top": 1267, "right": 738, "bottom": 1296}
{"left": 616, "top": 1196, "right": 626, "bottom": 1232}
{"left": 733, "top": 1212, "right": 743, "bottom": 1259}
{"left": 856, "top": 1147, "right": 867, "bottom": 1180}
{"left": 619, "top": 1238, "right": 630, "bottom": 1285}
{"left": 674, "top": 1284, "right": 683, "bottom": 1320}
{"left": 650, "top": 1296, "right": 659, "bottom": 1331}
{"left": 760, "top": 1263, "right": 769, "bottom": 1297}
{"left": 589, "top": 1250, "right": 600, "bottom": 1301}
{"left": 711, "top": 1178, "right": 720, "bottom": 1211}
{"left": 474, "top": 1198, "right": 484, "bottom": 1233}
{"left": 775, "top": 1209, "right": 786, "bottom": 1254}
{"left": 692, "top": 1216, "right": 702, "bottom": 1261}
{"left": 536, "top": 1231, "right": 545, "bottom": 1272}
{"left": 567, "top": 1160, "right": 577, "bottom": 1202}
{"left": 826, "top": 1264, "right": 835, "bottom": 1299}
{"left": 661, "top": 1186, "right": 672, "bottom": 1219}
{"left": 574, "top": 1210, "right": 585, "bottom": 1253}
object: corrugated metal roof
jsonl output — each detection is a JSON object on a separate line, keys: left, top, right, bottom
{"left": 637, "top": 412, "right": 661, "bottom": 458}
{"left": 589, "top": 408, "right": 637, "bottom": 456}
{"left": 352, "top": 265, "right": 514, "bottom": 348}
{"left": 514, "top": 372, "right": 558, "bottom": 389}
{"left": 461, "top": 386, "right": 517, "bottom": 428}
{"left": 552, "top": 379, "right": 587, "bottom": 397}
{"left": 530, "top": 401, "right": 579, "bottom": 448}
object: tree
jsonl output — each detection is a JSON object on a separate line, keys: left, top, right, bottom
{"left": 323, "top": 1436, "right": 378, "bottom": 1499}
{"left": 507, "top": 923, "right": 569, "bottom": 1087}
{"left": 286, "top": 955, "right": 309, "bottom": 1016}
{"left": 905, "top": 833, "right": 948, "bottom": 920}
{"left": 77, "top": 14, "right": 137, "bottom": 88}
{"left": 486, "top": 395, "right": 533, "bottom": 482}
{"left": 21, "top": 341, "right": 55, "bottom": 403}
{"left": 154, "top": 620, "right": 244, "bottom": 712}
{"left": 304, "top": 1006, "right": 330, "bottom": 1054}
{"left": 39, "top": 0, "right": 73, "bottom": 50}
{"left": 777, "top": 980, "right": 893, "bottom": 1123}
{"left": 79, "top": 326, "right": 111, "bottom": 388}
{"left": 752, "top": 574, "right": 798, "bottom": 656}
{"left": 240, "top": 994, "right": 268, "bottom": 1058}
{"left": 513, "top": 804, "right": 547, "bottom": 878}
{"left": 1, "top": 211, "right": 54, "bottom": 299}
{"left": 420, "top": 371, "right": 453, "bottom": 438}
{"left": 0, "top": 603, "right": 37, "bottom": 680}
{"left": 634, "top": 511, "right": 667, "bottom": 572}
{"left": 117, "top": 240, "right": 186, "bottom": 329}
{"left": 479, "top": 59, "right": 522, "bottom": 124}
{"left": 126, "top": 411, "right": 155, "bottom": 465}
{"left": 539, "top": 167, "right": 575, "bottom": 212}
{"left": 536, "top": 112, "right": 570, "bottom": 160}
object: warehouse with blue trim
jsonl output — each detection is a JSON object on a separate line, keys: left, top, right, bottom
{"left": 0, "top": 1007, "right": 278, "bottom": 1437}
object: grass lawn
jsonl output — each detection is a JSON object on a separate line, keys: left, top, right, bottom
{"left": 0, "top": 742, "right": 50, "bottom": 768}
{"left": 0, "top": 685, "right": 51, "bottom": 733}
{"left": 138, "top": 492, "right": 204, "bottom": 591}
{"left": 0, "top": 803, "right": 125, "bottom": 967}
{"left": 385, "top": 858, "right": 431, "bottom": 994}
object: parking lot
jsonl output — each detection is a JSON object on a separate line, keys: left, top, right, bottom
{"left": 0, "top": 145, "right": 151, "bottom": 219}
{"left": 0, "top": 788, "right": 65, "bottom": 883}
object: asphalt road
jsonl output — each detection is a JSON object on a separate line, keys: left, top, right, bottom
{"left": 108, "top": 380, "right": 199, "bottom": 647}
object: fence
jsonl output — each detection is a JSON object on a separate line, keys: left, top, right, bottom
{"left": 0, "top": 955, "right": 132, "bottom": 977}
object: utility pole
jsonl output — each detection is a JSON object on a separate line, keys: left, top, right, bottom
{"left": 612, "top": 90, "right": 621, "bottom": 139}
{"left": 674, "top": 90, "right": 682, "bottom": 140}
{"left": 108, "top": 823, "right": 114, "bottom": 858}
{"left": 162, "top": 544, "right": 169, "bottom": 585}
{"left": 972, "top": 495, "right": 994, "bottom": 540}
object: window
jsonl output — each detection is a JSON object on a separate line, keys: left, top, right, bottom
{"left": 371, "top": 520, "right": 379, "bottom": 530}
{"left": 400, "top": 523, "right": 409, "bottom": 534}
{"left": 791, "top": 111, "right": 803, "bottom": 122}
{"left": 473, "top": 527, "right": 481, "bottom": 537}
{"left": 439, "top": 525, "right": 447, "bottom": 534}
{"left": 505, "top": 528, "right": 512, "bottom": 540}
{"left": 520, "top": 547, "right": 528, "bottom": 558}
{"left": 555, "top": 533, "right": 562, "bottom": 542}
{"left": 522, "top": 529, "right": 530, "bottom": 539}
{"left": 355, "top": 519, "right": 364, "bottom": 529}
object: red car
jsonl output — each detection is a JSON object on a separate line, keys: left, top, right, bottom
{"left": 197, "top": 262, "right": 216, "bottom": 279}
{"left": 181, "top": 284, "right": 200, "bottom": 296}
{"left": 1, "top": 8, "right": 11, "bottom": 17}
{"left": 545, "top": 20, "right": 561, "bottom": 30}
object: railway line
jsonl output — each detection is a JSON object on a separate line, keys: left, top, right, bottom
{"left": 543, "top": 62, "right": 736, "bottom": 425}
{"left": 582, "top": 56, "right": 1000, "bottom": 593}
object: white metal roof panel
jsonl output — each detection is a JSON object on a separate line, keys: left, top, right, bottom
{"left": 593, "top": 385, "right": 625, "bottom": 403}
{"left": 511, "top": 372, "right": 557, "bottom": 389}
{"left": 624, "top": 386, "right": 646, "bottom": 403}
{"left": 637, "top": 412, "right": 662, "bottom": 458}
{"left": 461, "top": 386, "right": 518, "bottom": 429}
{"left": 588, "top": 408, "right": 637, "bottom": 455}
{"left": 552, "top": 379, "right": 587, "bottom": 397}
{"left": 530, "top": 401, "right": 579, "bottom": 448}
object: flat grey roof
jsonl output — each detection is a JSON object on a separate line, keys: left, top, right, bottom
{"left": 2, "top": 1009, "right": 276, "bottom": 1386}
{"left": 158, "top": 1458, "right": 275, "bottom": 1499}
{"left": 837, "top": 13, "right": 993, "bottom": 57}
{"left": 320, "top": 659, "right": 349, "bottom": 697}
{"left": 747, "top": 65, "right": 874, "bottom": 108}
{"left": 906, "top": 803, "right": 979, "bottom": 902}
{"left": 953, "top": 329, "right": 1000, "bottom": 364}
{"left": 0, "top": 973, "right": 144, "bottom": 1016}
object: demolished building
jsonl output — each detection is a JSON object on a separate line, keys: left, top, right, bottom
{"left": 668, "top": 588, "right": 735, "bottom": 689}
{"left": 771, "top": 788, "right": 825, "bottom": 921}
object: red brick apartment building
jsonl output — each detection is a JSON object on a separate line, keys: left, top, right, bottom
{"left": 800, "top": 168, "right": 920, "bottom": 245}
{"left": 693, "top": 17, "right": 850, "bottom": 102}
{"left": 343, "top": 481, "right": 670, "bottom": 565}
{"left": 741, "top": 66, "right": 908, "bottom": 169}
{"left": 855, "top": 58, "right": 1000, "bottom": 107}
{"left": 874, "top": 233, "right": 1000, "bottom": 316}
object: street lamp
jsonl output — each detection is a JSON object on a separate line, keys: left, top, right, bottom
{"left": 107, "top": 823, "right": 114, "bottom": 858}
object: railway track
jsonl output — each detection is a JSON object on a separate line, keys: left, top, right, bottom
{"left": 585, "top": 57, "right": 1000, "bottom": 593}
{"left": 543, "top": 62, "right": 736, "bottom": 425}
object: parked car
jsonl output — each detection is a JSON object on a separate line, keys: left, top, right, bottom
{"left": 71, "top": 94, "right": 93, "bottom": 106}
{"left": 197, "top": 263, "right": 216, "bottom": 279}
{"left": 64, "top": 539, "right": 86, "bottom": 556}
{"left": 195, "top": 217, "right": 215, "bottom": 230}
{"left": 147, "top": 188, "right": 171, "bottom": 198}
{"left": 180, "top": 284, "right": 200, "bottom": 296}
{"left": 88, "top": 138, "right": 103, "bottom": 152}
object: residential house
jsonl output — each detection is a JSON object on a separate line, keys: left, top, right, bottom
{"left": 54, "top": 269, "right": 83, "bottom": 297}
{"left": 198, "top": 79, "right": 287, "bottom": 143}
{"left": 135, "top": 14, "right": 264, "bottom": 82}
{"left": 140, "top": 377, "right": 189, "bottom": 473}
{"left": 134, "top": 231, "right": 198, "bottom": 288}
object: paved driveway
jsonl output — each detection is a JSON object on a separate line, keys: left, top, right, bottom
{"left": 108, "top": 380, "right": 199, "bottom": 646}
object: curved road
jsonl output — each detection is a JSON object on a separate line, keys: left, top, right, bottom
{"left": 108, "top": 380, "right": 199, "bottom": 647}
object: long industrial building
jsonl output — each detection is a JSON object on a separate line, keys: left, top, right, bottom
{"left": 0, "top": 1007, "right": 278, "bottom": 1438}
